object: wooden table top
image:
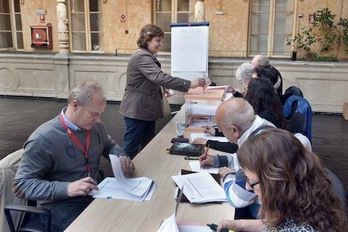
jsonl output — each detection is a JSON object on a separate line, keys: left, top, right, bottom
{"left": 65, "top": 107, "right": 234, "bottom": 232}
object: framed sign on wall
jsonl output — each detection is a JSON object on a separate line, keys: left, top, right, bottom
{"left": 30, "top": 24, "right": 53, "bottom": 49}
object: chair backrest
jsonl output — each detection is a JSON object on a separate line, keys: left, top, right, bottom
{"left": 282, "top": 86, "right": 303, "bottom": 104}
{"left": 324, "top": 168, "right": 347, "bottom": 210}
{"left": 2, "top": 149, "right": 50, "bottom": 232}
{"left": 288, "top": 112, "right": 307, "bottom": 135}
{"left": 283, "top": 95, "right": 312, "bottom": 142}
{"left": 0, "top": 149, "right": 26, "bottom": 232}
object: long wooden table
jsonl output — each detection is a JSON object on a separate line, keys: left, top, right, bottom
{"left": 65, "top": 107, "right": 234, "bottom": 232}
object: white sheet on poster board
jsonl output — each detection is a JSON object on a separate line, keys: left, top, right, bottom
{"left": 171, "top": 24, "right": 209, "bottom": 75}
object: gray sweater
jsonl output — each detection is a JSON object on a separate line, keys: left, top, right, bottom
{"left": 13, "top": 115, "right": 126, "bottom": 207}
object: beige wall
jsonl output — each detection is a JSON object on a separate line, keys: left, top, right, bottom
{"left": 293, "top": 0, "right": 348, "bottom": 59}
{"left": 203, "top": 0, "right": 250, "bottom": 57}
{"left": 20, "top": 1, "right": 58, "bottom": 51}
{"left": 15, "top": 0, "right": 348, "bottom": 59}
{"left": 102, "top": 0, "right": 153, "bottom": 54}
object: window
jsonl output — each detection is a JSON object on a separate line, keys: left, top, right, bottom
{"left": 69, "top": 0, "right": 103, "bottom": 52}
{"left": 154, "top": 0, "right": 194, "bottom": 53}
{"left": 249, "top": 0, "right": 294, "bottom": 57}
{"left": 0, "top": 0, "right": 23, "bottom": 50}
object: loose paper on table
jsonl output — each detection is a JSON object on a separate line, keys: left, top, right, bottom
{"left": 190, "top": 133, "right": 228, "bottom": 143}
{"left": 171, "top": 172, "right": 226, "bottom": 203}
{"left": 89, "top": 155, "right": 155, "bottom": 201}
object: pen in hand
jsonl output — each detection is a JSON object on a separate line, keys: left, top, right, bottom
{"left": 203, "top": 144, "right": 210, "bottom": 161}
{"left": 200, "top": 144, "right": 210, "bottom": 168}
{"left": 185, "top": 156, "right": 200, "bottom": 160}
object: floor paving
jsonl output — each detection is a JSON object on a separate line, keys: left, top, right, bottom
{"left": 1, "top": 96, "right": 347, "bottom": 204}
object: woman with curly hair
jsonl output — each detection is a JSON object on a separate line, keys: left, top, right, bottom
{"left": 217, "top": 128, "right": 347, "bottom": 232}
{"left": 244, "top": 77, "right": 287, "bottom": 129}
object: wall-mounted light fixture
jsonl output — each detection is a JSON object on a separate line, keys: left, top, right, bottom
{"left": 103, "top": 0, "right": 107, "bottom": 3}
{"left": 20, "top": 0, "right": 24, "bottom": 4}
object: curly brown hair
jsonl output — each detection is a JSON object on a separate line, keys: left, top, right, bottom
{"left": 137, "top": 24, "right": 164, "bottom": 48}
{"left": 237, "top": 128, "right": 347, "bottom": 231}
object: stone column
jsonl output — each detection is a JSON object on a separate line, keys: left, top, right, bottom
{"left": 194, "top": 0, "right": 205, "bottom": 22}
{"left": 57, "top": 0, "right": 69, "bottom": 53}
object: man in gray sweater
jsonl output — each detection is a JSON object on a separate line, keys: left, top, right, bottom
{"left": 13, "top": 81, "right": 135, "bottom": 232}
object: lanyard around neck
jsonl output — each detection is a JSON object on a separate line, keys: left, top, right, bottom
{"left": 59, "top": 113, "right": 91, "bottom": 176}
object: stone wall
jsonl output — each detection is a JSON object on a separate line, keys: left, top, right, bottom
{"left": 0, "top": 53, "right": 347, "bottom": 113}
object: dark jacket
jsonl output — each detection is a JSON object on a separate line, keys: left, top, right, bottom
{"left": 120, "top": 48, "right": 191, "bottom": 121}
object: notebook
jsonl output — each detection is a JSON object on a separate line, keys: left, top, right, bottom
{"left": 169, "top": 142, "right": 205, "bottom": 156}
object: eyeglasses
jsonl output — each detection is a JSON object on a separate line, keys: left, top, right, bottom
{"left": 242, "top": 170, "right": 260, "bottom": 189}
{"left": 246, "top": 179, "right": 260, "bottom": 189}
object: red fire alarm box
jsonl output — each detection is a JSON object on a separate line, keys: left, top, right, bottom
{"left": 30, "top": 24, "right": 53, "bottom": 49}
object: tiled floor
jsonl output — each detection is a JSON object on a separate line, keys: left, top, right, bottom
{"left": 1, "top": 97, "right": 348, "bottom": 201}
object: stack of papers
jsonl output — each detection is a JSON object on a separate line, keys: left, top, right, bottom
{"left": 172, "top": 172, "right": 226, "bottom": 203}
{"left": 90, "top": 155, "right": 155, "bottom": 201}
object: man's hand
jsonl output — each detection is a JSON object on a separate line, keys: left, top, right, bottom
{"left": 120, "top": 156, "right": 135, "bottom": 177}
{"left": 192, "top": 137, "right": 208, "bottom": 145}
{"left": 203, "top": 125, "right": 216, "bottom": 136}
{"left": 199, "top": 154, "right": 215, "bottom": 168}
{"left": 67, "top": 177, "right": 99, "bottom": 197}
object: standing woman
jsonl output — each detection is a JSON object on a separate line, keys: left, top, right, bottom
{"left": 217, "top": 128, "right": 347, "bottom": 232}
{"left": 120, "top": 24, "right": 206, "bottom": 159}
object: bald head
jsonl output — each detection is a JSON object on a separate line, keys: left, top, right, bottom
{"left": 215, "top": 98, "right": 255, "bottom": 142}
{"left": 251, "top": 54, "right": 270, "bottom": 67}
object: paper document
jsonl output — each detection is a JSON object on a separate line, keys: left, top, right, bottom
{"left": 157, "top": 213, "right": 179, "bottom": 232}
{"left": 178, "top": 224, "right": 213, "bottom": 232}
{"left": 189, "top": 161, "right": 219, "bottom": 174}
{"left": 90, "top": 155, "right": 155, "bottom": 201}
{"left": 190, "top": 133, "right": 228, "bottom": 143}
{"left": 157, "top": 215, "right": 213, "bottom": 232}
{"left": 172, "top": 172, "right": 226, "bottom": 203}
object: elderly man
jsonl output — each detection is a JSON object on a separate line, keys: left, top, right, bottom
{"left": 13, "top": 81, "right": 135, "bottom": 232}
{"left": 199, "top": 98, "right": 311, "bottom": 219}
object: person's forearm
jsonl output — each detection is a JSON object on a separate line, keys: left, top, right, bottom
{"left": 238, "top": 219, "right": 264, "bottom": 231}
{"left": 206, "top": 140, "right": 238, "bottom": 153}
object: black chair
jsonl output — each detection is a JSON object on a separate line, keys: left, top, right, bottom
{"left": 4, "top": 201, "right": 51, "bottom": 232}
{"left": 283, "top": 95, "right": 312, "bottom": 142}
{"left": 1, "top": 149, "right": 51, "bottom": 232}
{"left": 282, "top": 86, "right": 303, "bottom": 105}
{"left": 287, "top": 112, "right": 307, "bottom": 135}
{"left": 324, "top": 168, "right": 347, "bottom": 210}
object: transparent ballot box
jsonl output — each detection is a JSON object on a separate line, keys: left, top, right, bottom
{"left": 184, "top": 87, "right": 226, "bottom": 132}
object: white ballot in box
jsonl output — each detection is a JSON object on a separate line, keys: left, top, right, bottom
{"left": 185, "top": 87, "right": 226, "bottom": 132}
